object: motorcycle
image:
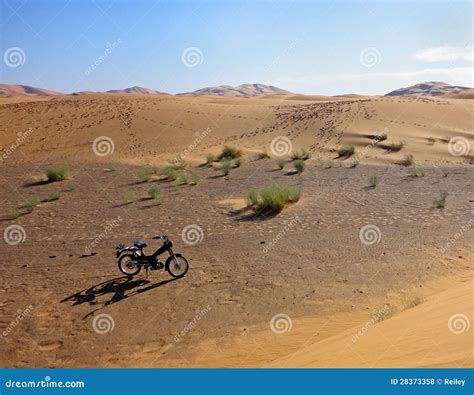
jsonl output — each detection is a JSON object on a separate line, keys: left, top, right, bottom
{"left": 115, "top": 235, "right": 189, "bottom": 278}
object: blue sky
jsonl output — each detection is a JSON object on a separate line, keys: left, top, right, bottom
{"left": 1, "top": 0, "right": 472, "bottom": 95}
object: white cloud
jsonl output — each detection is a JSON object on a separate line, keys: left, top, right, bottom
{"left": 275, "top": 67, "right": 473, "bottom": 95}
{"left": 415, "top": 45, "right": 473, "bottom": 62}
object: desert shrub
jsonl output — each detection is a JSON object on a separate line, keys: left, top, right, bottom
{"left": 349, "top": 158, "right": 359, "bottom": 168}
{"left": 105, "top": 166, "right": 117, "bottom": 172}
{"left": 433, "top": 191, "right": 448, "bottom": 208}
{"left": 403, "top": 153, "right": 414, "bottom": 166}
{"left": 176, "top": 172, "right": 190, "bottom": 185}
{"left": 124, "top": 191, "right": 137, "bottom": 204}
{"left": 222, "top": 160, "right": 232, "bottom": 175}
{"left": 25, "top": 196, "right": 40, "bottom": 213}
{"left": 138, "top": 168, "right": 154, "bottom": 182}
{"left": 250, "top": 184, "right": 301, "bottom": 213}
{"left": 147, "top": 186, "right": 160, "bottom": 200}
{"left": 337, "top": 145, "right": 355, "bottom": 157}
{"left": 48, "top": 191, "right": 61, "bottom": 201}
{"left": 7, "top": 208, "right": 20, "bottom": 220}
{"left": 407, "top": 168, "right": 424, "bottom": 178}
{"left": 206, "top": 154, "right": 215, "bottom": 164}
{"left": 403, "top": 297, "right": 423, "bottom": 310}
{"left": 246, "top": 189, "right": 259, "bottom": 207}
{"left": 218, "top": 145, "right": 242, "bottom": 161}
{"left": 376, "top": 132, "right": 388, "bottom": 142}
{"left": 369, "top": 175, "right": 379, "bottom": 188}
{"left": 291, "top": 149, "right": 311, "bottom": 161}
{"left": 188, "top": 173, "right": 200, "bottom": 185}
{"left": 233, "top": 158, "right": 242, "bottom": 168}
{"left": 293, "top": 159, "right": 305, "bottom": 174}
{"left": 163, "top": 166, "right": 179, "bottom": 181}
{"left": 388, "top": 141, "right": 404, "bottom": 152}
{"left": 45, "top": 166, "right": 68, "bottom": 182}
{"left": 276, "top": 158, "right": 286, "bottom": 170}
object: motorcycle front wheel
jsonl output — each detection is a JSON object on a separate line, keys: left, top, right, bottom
{"left": 166, "top": 254, "right": 189, "bottom": 278}
{"left": 118, "top": 253, "right": 141, "bottom": 276}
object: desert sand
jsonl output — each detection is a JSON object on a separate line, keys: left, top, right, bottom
{"left": 0, "top": 92, "right": 472, "bottom": 367}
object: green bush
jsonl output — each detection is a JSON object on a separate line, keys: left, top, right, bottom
{"left": 218, "top": 145, "right": 242, "bottom": 161}
{"left": 48, "top": 191, "right": 61, "bottom": 201}
{"left": 124, "top": 191, "right": 137, "bottom": 204}
{"left": 433, "top": 191, "right": 448, "bottom": 208}
{"left": 337, "top": 145, "right": 355, "bottom": 157}
{"left": 389, "top": 141, "right": 404, "bottom": 152}
{"left": 403, "top": 153, "right": 414, "bottom": 166}
{"left": 407, "top": 168, "right": 424, "bottom": 178}
{"left": 369, "top": 175, "right": 379, "bottom": 188}
{"left": 249, "top": 184, "right": 301, "bottom": 213}
{"left": 147, "top": 186, "right": 160, "bottom": 200}
{"left": 45, "top": 166, "right": 68, "bottom": 182}
{"left": 291, "top": 149, "right": 311, "bottom": 161}
{"left": 138, "top": 168, "right": 154, "bottom": 182}
{"left": 293, "top": 159, "right": 305, "bottom": 174}
{"left": 222, "top": 160, "right": 232, "bottom": 175}
{"left": 176, "top": 172, "right": 190, "bottom": 185}
{"left": 25, "top": 196, "right": 40, "bottom": 213}
{"left": 246, "top": 189, "right": 259, "bottom": 207}
{"left": 163, "top": 166, "right": 179, "bottom": 181}
{"left": 276, "top": 158, "right": 286, "bottom": 170}
{"left": 7, "top": 208, "right": 20, "bottom": 220}
{"left": 206, "top": 154, "right": 215, "bottom": 164}
{"left": 188, "top": 173, "right": 200, "bottom": 185}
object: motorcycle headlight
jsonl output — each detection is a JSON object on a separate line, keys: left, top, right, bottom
{"left": 169, "top": 240, "right": 174, "bottom": 248}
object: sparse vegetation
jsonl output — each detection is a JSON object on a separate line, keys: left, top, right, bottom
{"left": 48, "top": 191, "right": 61, "bottom": 201}
{"left": 376, "top": 132, "right": 388, "bottom": 142}
{"left": 388, "top": 141, "right": 404, "bottom": 152}
{"left": 433, "top": 191, "right": 448, "bottom": 208}
{"left": 337, "top": 145, "right": 355, "bottom": 158}
{"left": 293, "top": 159, "right": 305, "bottom": 174}
{"left": 147, "top": 186, "right": 160, "bottom": 200}
{"left": 246, "top": 189, "right": 259, "bottom": 207}
{"left": 188, "top": 173, "right": 200, "bottom": 185}
{"left": 163, "top": 166, "right": 179, "bottom": 181}
{"left": 407, "top": 168, "right": 424, "bottom": 178}
{"left": 45, "top": 166, "right": 68, "bottom": 182}
{"left": 105, "top": 165, "right": 117, "bottom": 172}
{"left": 248, "top": 184, "right": 301, "bottom": 213}
{"left": 222, "top": 159, "right": 232, "bottom": 175}
{"left": 349, "top": 158, "right": 359, "bottom": 168}
{"left": 233, "top": 158, "right": 242, "bottom": 168}
{"left": 206, "top": 153, "right": 215, "bottom": 165}
{"left": 124, "top": 191, "right": 137, "bottom": 204}
{"left": 218, "top": 145, "right": 242, "bottom": 161}
{"left": 403, "top": 153, "right": 414, "bottom": 166}
{"left": 369, "top": 175, "right": 379, "bottom": 188}
{"left": 291, "top": 149, "right": 311, "bottom": 161}
{"left": 25, "top": 196, "right": 40, "bottom": 213}
{"left": 403, "top": 296, "right": 423, "bottom": 310}
{"left": 176, "top": 172, "right": 190, "bottom": 185}
{"left": 276, "top": 158, "right": 286, "bottom": 170}
{"left": 7, "top": 208, "right": 20, "bottom": 220}
{"left": 138, "top": 168, "right": 155, "bottom": 182}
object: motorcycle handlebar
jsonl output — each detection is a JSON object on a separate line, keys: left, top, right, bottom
{"left": 152, "top": 235, "right": 168, "bottom": 240}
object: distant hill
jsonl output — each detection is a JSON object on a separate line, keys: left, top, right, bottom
{"left": 0, "top": 84, "right": 63, "bottom": 97}
{"left": 385, "top": 81, "right": 472, "bottom": 97}
{"left": 177, "top": 83, "right": 292, "bottom": 97}
{"left": 106, "top": 86, "right": 170, "bottom": 95}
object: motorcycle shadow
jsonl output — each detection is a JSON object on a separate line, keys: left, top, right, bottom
{"left": 61, "top": 275, "right": 178, "bottom": 318}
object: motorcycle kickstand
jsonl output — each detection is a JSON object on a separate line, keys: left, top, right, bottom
{"left": 145, "top": 266, "right": 150, "bottom": 279}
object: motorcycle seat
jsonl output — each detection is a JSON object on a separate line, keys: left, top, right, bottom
{"left": 134, "top": 240, "right": 147, "bottom": 249}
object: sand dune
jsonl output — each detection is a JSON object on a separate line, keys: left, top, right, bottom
{"left": 0, "top": 84, "right": 63, "bottom": 97}
{"left": 177, "top": 83, "right": 292, "bottom": 97}
{"left": 385, "top": 81, "right": 471, "bottom": 97}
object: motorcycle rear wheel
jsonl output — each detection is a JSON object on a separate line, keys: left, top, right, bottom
{"left": 118, "top": 253, "right": 141, "bottom": 276}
